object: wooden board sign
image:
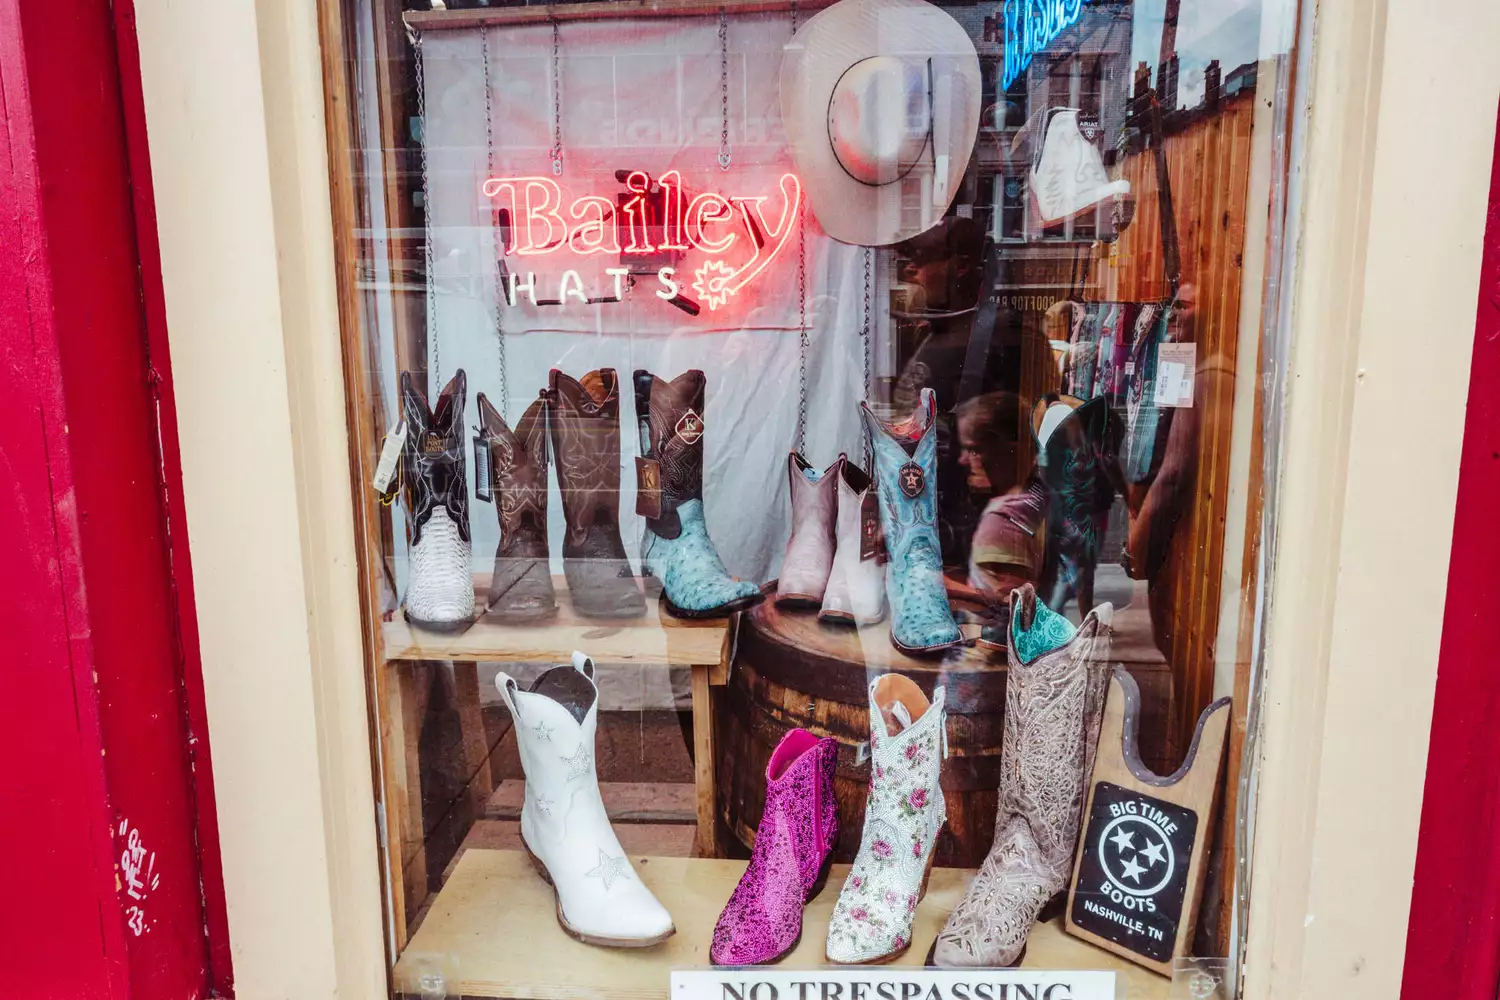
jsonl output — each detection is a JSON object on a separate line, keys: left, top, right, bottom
{"left": 1066, "top": 668, "right": 1231, "bottom": 976}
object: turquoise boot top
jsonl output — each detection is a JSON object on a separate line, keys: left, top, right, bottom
{"left": 861, "top": 389, "right": 962, "bottom": 653}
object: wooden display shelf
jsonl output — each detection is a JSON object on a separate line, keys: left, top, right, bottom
{"left": 393, "top": 849, "right": 1170, "bottom": 999}
{"left": 384, "top": 575, "right": 729, "bottom": 668}
{"left": 405, "top": 0, "right": 836, "bottom": 32}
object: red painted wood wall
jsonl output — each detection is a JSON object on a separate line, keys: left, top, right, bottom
{"left": 0, "top": 1, "right": 230, "bottom": 997}
{"left": 1400, "top": 104, "right": 1500, "bottom": 998}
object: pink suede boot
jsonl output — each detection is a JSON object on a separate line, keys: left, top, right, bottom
{"left": 711, "top": 730, "right": 838, "bottom": 965}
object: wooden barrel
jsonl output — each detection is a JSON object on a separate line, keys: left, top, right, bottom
{"left": 715, "top": 588, "right": 1176, "bottom": 867}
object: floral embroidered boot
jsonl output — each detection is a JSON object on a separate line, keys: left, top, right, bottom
{"left": 711, "top": 729, "right": 838, "bottom": 965}
{"left": 634, "top": 369, "right": 763, "bottom": 618}
{"left": 477, "top": 391, "right": 557, "bottom": 622}
{"left": 399, "top": 369, "right": 476, "bottom": 632}
{"left": 932, "top": 585, "right": 1113, "bottom": 968}
{"left": 826, "top": 674, "right": 947, "bottom": 964}
{"left": 776, "top": 453, "right": 840, "bottom": 607}
{"left": 860, "top": 388, "right": 961, "bottom": 653}
{"left": 820, "top": 458, "right": 886, "bottom": 627}
{"left": 496, "top": 652, "right": 675, "bottom": 947}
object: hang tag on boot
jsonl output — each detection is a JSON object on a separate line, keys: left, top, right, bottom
{"left": 473, "top": 430, "right": 493, "bottom": 503}
{"left": 372, "top": 421, "right": 406, "bottom": 499}
{"left": 859, "top": 490, "right": 886, "bottom": 562}
{"left": 635, "top": 457, "right": 662, "bottom": 519}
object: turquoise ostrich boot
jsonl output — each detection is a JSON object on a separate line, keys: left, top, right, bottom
{"left": 860, "top": 388, "right": 962, "bottom": 654}
{"left": 634, "top": 369, "right": 764, "bottom": 618}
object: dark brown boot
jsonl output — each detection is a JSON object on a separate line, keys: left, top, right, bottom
{"left": 547, "top": 369, "right": 647, "bottom": 619}
{"left": 398, "top": 370, "right": 476, "bottom": 631}
{"left": 477, "top": 392, "right": 557, "bottom": 622}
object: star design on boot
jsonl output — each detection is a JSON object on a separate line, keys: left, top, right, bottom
{"left": 533, "top": 720, "right": 553, "bottom": 742}
{"left": 533, "top": 793, "right": 555, "bottom": 817}
{"left": 584, "top": 848, "right": 630, "bottom": 891}
{"left": 563, "top": 742, "right": 593, "bottom": 781}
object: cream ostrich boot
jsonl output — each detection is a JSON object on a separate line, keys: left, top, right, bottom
{"left": 819, "top": 459, "right": 886, "bottom": 627}
{"left": 932, "top": 585, "right": 1113, "bottom": 967}
{"left": 497, "top": 653, "right": 675, "bottom": 947}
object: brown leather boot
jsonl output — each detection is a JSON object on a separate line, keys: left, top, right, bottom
{"left": 547, "top": 369, "right": 647, "bottom": 619}
{"left": 633, "top": 369, "right": 763, "bottom": 617}
{"left": 477, "top": 392, "right": 557, "bottom": 622}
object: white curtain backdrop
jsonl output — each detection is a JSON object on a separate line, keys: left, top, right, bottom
{"left": 405, "top": 16, "right": 886, "bottom": 588}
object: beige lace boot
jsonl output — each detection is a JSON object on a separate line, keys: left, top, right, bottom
{"left": 931, "top": 585, "right": 1113, "bottom": 967}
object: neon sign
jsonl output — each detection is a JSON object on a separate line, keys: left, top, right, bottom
{"left": 481, "top": 171, "right": 802, "bottom": 313}
{"left": 1002, "top": 0, "right": 1086, "bottom": 90}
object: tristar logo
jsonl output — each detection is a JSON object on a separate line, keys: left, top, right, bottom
{"left": 675, "top": 409, "right": 704, "bottom": 446}
{"left": 482, "top": 171, "right": 802, "bottom": 313}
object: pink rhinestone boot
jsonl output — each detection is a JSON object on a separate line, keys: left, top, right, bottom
{"left": 711, "top": 730, "right": 838, "bottom": 965}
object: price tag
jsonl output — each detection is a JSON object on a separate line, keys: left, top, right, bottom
{"left": 372, "top": 421, "right": 406, "bottom": 495}
{"left": 636, "top": 457, "right": 662, "bottom": 519}
{"left": 473, "top": 432, "right": 494, "bottom": 503}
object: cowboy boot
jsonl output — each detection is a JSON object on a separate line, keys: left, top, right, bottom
{"left": 711, "top": 729, "right": 838, "bottom": 965}
{"left": 399, "top": 369, "right": 476, "bottom": 631}
{"left": 860, "top": 388, "right": 961, "bottom": 653}
{"left": 932, "top": 585, "right": 1113, "bottom": 968}
{"left": 496, "top": 652, "right": 675, "bottom": 947}
{"left": 819, "top": 458, "right": 886, "bottom": 627}
{"left": 476, "top": 392, "right": 557, "bottom": 622}
{"left": 826, "top": 674, "right": 947, "bottom": 964}
{"left": 633, "top": 369, "right": 763, "bottom": 618}
{"left": 1033, "top": 393, "right": 1120, "bottom": 615}
{"left": 547, "top": 369, "right": 647, "bottom": 619}
{"left": 776, "top": 453, "right": 840, "bottom": 607}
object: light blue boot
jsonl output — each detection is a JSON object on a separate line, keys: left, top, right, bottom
{"left": 860, "top": 389, "right": 962, "bottom": 654}
{"left": 634, "top": 370, "right": 764, "bottom": 618}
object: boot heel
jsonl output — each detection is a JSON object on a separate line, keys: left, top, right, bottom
{"left": 522, "top": 840, "right": 554, "bottom": 886}
{"left": 805, "top": 851, "right": 835, "bottom": 903}
{"left": 918, "top": 851, "right": 936, "bottom": 902}
{"left": 1037, "top": 890, "right": 1067, "bottom": 923}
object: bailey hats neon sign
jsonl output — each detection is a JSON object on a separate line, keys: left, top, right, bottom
{"left": 481, "top": 170, "right": 802, "bottom": 312}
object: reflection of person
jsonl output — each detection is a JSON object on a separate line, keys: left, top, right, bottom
{"left": 1123, "top": 284, "right": 1229, "bottom": 655}
{"left": 957, "top": 392, "right": 1046, "bottom": 601}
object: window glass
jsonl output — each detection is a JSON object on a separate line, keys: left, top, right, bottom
{"left": 327, "top": 0, "right": 1298, "bottom": 994}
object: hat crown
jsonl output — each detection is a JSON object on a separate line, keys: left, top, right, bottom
{"left": 828, "top": 56, "right": 930, "bottom": 187}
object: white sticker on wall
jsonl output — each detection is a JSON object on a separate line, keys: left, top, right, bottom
{"left": 1153, "top": 343, "right": 1197, "bottom": 408}
{"left": 672, "top": 968, "right": 1117, "bottom": 1000}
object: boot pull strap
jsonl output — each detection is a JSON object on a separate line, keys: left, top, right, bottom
{"left": 570, "top": 650, "right": 596, "bottom": 681}
{"left": 495, "top": 672, "right": 523, "bottom": 722}
{"left": 933, "top": 685, "right": 949, "bottom": 759}
{"left": 890, "top": 701, "right": 914, "bottom": 731}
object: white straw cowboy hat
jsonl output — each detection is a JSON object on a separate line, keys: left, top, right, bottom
{"left": 781, "top": 0, "right": 980, "bottom": 247}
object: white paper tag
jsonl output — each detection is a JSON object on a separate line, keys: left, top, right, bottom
{"left": 372, "top": 421, "right": 406, "bottom": 493}
{"left": 1153, "top": 343, "right": 1197, "bottom": 408}
{"left": 673, "top": 969, "right": 1116, "bottom": 1000}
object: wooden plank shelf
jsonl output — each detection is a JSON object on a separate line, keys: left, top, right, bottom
{"left": 393, "top": 849, "right": 1170, "bottom": 999}
{"left": 384, "top": 576, "right": 729, "bottom": 668}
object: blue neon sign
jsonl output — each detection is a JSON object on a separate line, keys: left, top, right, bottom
{"left": 1002, "top": 0, "right": 1086, "bottom": 90}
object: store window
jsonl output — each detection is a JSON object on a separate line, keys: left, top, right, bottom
{"left": 325, "top": 0, "right": 1297, "bottom": 995}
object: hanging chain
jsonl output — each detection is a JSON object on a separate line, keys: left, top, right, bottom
{"left": 482, "top": 27, "right": 508, "bottom": 416}
{"left": 862, "top": 247, "right": 873, "bottom": 471}
{"left": 415, "top": 32, "right": 439, "bottom": 387}
{"left": 549, "top": 15, "right": 564, "bottom": 175}
{"left": 790, "top": 0, "right": 799, "bottom": 32}
{"left": 795, "top": 195, "right": 808, "bottom": 455}
{"left": 717, "top": 7, "right": 731, "bottom": 171}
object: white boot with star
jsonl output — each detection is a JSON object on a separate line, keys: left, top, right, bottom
{"left": 497, "top": 652, "right": 675, "bottom": 947}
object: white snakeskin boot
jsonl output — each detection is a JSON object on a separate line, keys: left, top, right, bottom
{"left": 826, "top": 674, "right": 947, "bottom": 964}
{"left": 931, "top": 585, "right": 1113, "bottom": 967}
{"left": 400, "top": 370, "right": 476, "bottom": 631}
{"left": 497, "top": 652, "right": 676, "bottom": 947}
{"left": 819, "top": 458, "right": 886, "bottom": 627}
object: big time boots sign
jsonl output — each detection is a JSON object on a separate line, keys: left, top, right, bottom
{"left": 481, "top": 170, "right": 802, "bottom": 315}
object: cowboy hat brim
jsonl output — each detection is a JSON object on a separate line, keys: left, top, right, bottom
{"left": 781, "top": 0, "right": 980, "bottom": 247}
